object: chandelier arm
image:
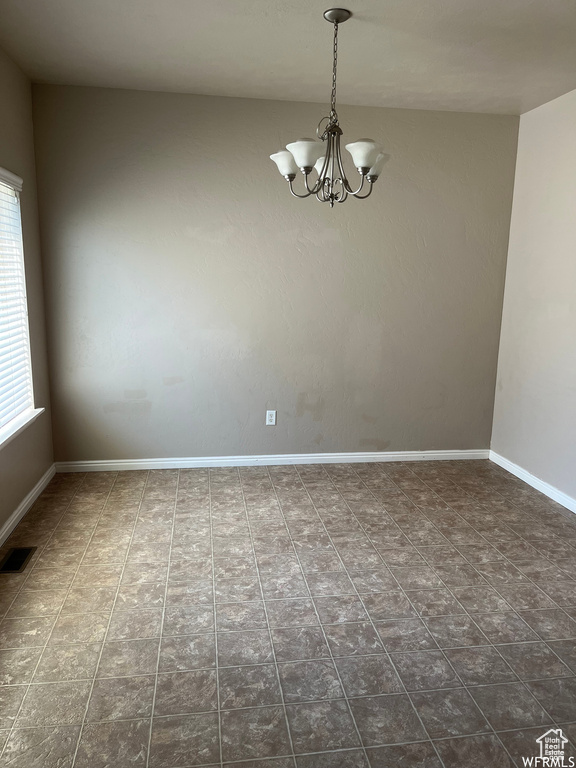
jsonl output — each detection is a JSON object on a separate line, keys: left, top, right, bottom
{"left": 346, "top": 173, "right": 367, "bottom": 196}
{"left": 288, "top": 179, "right": 315, "bottom": 199}
{"left": 315, "top": 143, "right": 331, "bottom": 183}
{"left": 316, "top": 177, "right": 330, "bottom": 203}
{"left": 333, "top": 131, "right": 364, "bottom": 195}
{"left": 304, "top": 174, "right": 322, "bottom": 195}
{"left": 351, "top": 181, "right": 374, "bottom": 200}
{"left": 317, "top": 134, "right": 335, "bottom": 203}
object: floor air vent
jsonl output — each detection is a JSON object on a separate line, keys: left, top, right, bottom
{"left": 0, "top": 547, "right": 37, "bottom": 573}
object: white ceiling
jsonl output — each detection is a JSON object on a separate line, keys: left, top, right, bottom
{"left": 1, "top": 0, "right": 575, "bottom": 114}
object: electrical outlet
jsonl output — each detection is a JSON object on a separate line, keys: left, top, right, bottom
{"left": 266, "top": 410, "right": 277, "bottom": 426}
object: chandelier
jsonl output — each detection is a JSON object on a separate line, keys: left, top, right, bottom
{"left": 270, "top": 8, "right": 387, "bottom": 207}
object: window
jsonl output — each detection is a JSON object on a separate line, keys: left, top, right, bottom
{"left": 0, "top": 167, "right": 41, "bottom": 446}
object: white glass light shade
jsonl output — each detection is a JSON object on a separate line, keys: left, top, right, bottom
{"left": 270, "top": 150, "right": 299, "bottom": 177}
{"left": 368, "top": 153, "right": 389, "bottom": 178}
{"left": 286, "top": 138, "right": 325, "bottom": 169}
{"left": 345, "top": 139, "right": 381, "bottom": 170}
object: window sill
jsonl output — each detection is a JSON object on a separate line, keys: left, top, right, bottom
{"left": 0, "top": 408, "right": 45, "bottom": 452}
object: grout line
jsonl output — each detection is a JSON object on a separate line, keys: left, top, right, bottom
{"left": 143, "top": 470, "right": 180, "bottom": 768}
{"left": 5, "top": 585, "right": 575, "bottom": 604}
{"left": 0, "top": 667, "right": 573, "bottom": 689}
{"left": 68, "top": 471, "right": 149, "bottom": 768}
{"left": 239, "top": 468, "right": 298, "bottom": 768}
{"left": 212, "top": 468, "right": 227, "bottom": 768}
{"left": 294, "top": 464, "right": 450, "bottom": 768}
{"left": 317, "top": 466, "right": 461, "bottom": 767}
{"left": 267, "top": 464, "right": 372, "bottom": 767}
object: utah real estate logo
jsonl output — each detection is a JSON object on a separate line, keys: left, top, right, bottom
{"left": 522, "top": 728, "right": 574, "bottom": 767}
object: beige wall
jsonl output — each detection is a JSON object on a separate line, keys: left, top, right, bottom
{"left": 32, "top": 85, "right": 518, "bottom": 462}
{"left": 492, "top": 88, "right": 576, "bottom": 500}
{"left": 0, "top": 49, "right": 53, "bottom": 528}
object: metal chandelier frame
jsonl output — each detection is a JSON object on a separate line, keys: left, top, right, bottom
{"left": 271, "top": 9, "right": 387, "bottom": 207}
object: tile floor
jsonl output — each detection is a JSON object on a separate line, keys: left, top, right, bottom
{"left": 0, "top": 460, "right": 575, "bottom": 767}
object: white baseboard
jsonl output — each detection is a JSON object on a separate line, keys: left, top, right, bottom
{"left": 0, "top": 464, "right": 56, "bottom": 545}
{"left": 489, "top": 450, "right": 576, "bottom": 515}
{"left": 55, "top": 449, "right": 490, "bottom": 473}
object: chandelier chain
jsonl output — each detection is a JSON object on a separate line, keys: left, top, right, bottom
{"left": 330, "top": 21, "right": 339, "bottom": 123}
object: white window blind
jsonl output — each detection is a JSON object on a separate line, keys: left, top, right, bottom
{"left": 0, "top": 170, "right": 34, "bottom": 432}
